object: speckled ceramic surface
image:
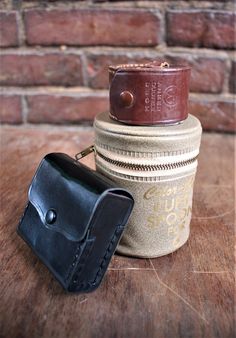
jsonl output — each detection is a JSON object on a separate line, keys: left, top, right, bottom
{"left": 94, "top": 112, "right": 202, "bottom": 258}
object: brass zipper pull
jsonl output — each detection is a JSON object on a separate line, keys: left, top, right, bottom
{"left": 75, "top": 145, "right": 95, "bottom": 161}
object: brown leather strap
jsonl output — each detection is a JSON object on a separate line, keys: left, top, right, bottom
{"left": 109, "top": 61, "right": 191, "bottom": 125}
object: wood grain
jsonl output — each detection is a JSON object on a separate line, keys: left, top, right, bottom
{"left": 0, "top": 125, "right": 235, "bottom": 338}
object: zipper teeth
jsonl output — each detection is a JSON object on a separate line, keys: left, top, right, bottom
{"left": 96, "top": 151, "right": 198, "bottom": 171}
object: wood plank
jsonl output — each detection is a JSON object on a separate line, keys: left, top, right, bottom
{"left": 0, "top": 126, "right": 235, "bottom": 338}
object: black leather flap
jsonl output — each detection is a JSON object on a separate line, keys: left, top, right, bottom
{"left": 28, "top": 153, "right": 108, "bottom": 242}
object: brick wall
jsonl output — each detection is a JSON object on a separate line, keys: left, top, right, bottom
{"left": 0, "top": 0, "right": 235, "bottom": 132}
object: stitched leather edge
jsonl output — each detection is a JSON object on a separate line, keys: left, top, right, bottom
{"left": 92, "top": 226, "right": 124, "bottom": 285}
{"left": 67, "top": 239, "right": 95, "bottom": 287}
{"left": 73, "top": 226, "right": 124, "bottom": 292}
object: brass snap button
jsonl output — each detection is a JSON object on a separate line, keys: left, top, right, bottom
{"left": 120, "top": 91, "right": 134, "bottom": 108}
{"left": 45, "top": 209, "right": 57, "bottom": 225}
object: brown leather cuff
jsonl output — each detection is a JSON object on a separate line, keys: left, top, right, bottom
{"left": 109, "top": 62, "right": 191, "bottom": 125}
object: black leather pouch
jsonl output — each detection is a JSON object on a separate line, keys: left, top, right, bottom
{"left": 17, "top": 152, "right": 134, "bottom": 293}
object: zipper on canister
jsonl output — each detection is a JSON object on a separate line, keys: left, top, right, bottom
{"left": 95, "top": 150, "right": 198, "bottom": 171}
{"left": 75, "top": 145, "right": 198, "bottom": 172}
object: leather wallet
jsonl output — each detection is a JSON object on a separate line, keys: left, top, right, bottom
{"left": 17, "top": 153, "right": 134, "bottom": 293}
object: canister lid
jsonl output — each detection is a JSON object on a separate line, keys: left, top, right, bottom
{"left": 95, "top": 111, "right": 201, "bottom": 136}
{"left": 94, "top": 112, "right": 202, "bottom": 155}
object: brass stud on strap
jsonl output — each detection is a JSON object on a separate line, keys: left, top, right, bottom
{"left": 120, "top": 91, "right": 134, "bottom": 108}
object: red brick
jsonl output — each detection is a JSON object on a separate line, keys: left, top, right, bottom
{"left": 164, "top": 55, "right": 226, "bottom": 93}
{"left": 86, "top": 53, "right": 226, "bottom": 93}
{"left": 24, "top": 9, "right": 160, "bottom": 46}
{"left": 27, "top": 93, "right": 109, "bottom": 123}
{"left": 0, "top": 54, "right": 83, "bottom": 86}
{"left": 188, "top": 58, "right": 225, "bottom": 94}
{"left": 0, "top": 96, "right": 22, "bottom": 123}
{"left": 167, "top": 11, "right": 235, "bottom": 49}
{"left": 87, "top": 54, "right": 152, "bottom": 89}
{"left": 0, "top": 12, "right": 18, "bottom": 47}
{"left": 229, "top": 61, "right": 236, "bottom": 94}
{"left": 189, "top": 96, "right": 235, "bottom": 132}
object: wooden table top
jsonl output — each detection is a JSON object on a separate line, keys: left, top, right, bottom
{"left": 0, "top": 125, "right": 235, "bottom": 338}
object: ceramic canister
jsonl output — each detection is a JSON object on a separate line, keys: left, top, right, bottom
{"left": 94, "top": 112, "right": 202, "bottom": 258}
